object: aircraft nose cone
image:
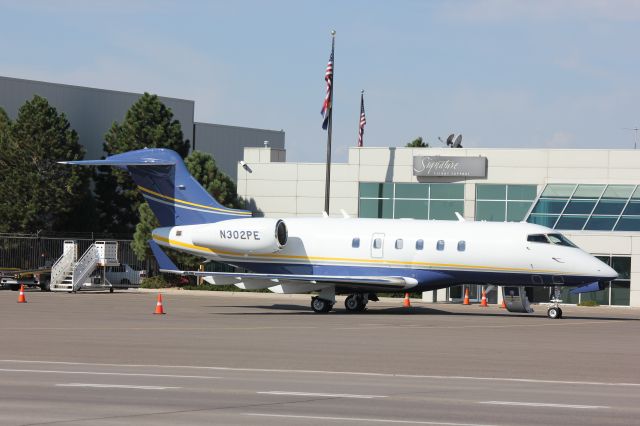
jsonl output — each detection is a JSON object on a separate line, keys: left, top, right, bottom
{"left": 596, "top": 263, "right": 618, "bottom": 281}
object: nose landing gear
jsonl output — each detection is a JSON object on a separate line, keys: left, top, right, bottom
{"left": 547, "top": 286, "right": 563, "bottom": 319}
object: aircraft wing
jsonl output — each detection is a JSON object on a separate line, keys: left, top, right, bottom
{"left": 149, "top": 240, "right": 417, "bottom": 290}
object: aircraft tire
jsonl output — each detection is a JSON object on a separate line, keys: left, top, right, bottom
{"left": 311, "top": 297, "right": 332, "bottom": 314}
{"left": 344, "top": 295, "right": 360, "bottom": 312}
{"left": 547, "top": 307, "right": 561, "bottom": 319}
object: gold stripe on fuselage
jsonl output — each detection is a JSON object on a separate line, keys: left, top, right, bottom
{"left": 152, "top": 234, "right": 569, "bottom": 275}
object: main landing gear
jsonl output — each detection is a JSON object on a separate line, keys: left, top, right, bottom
{"left": 344, "top": 293, "right": 368, "bottom": 313}
{"left": 311, "top": 296, "right": 334, "bottom": 313}
{"left": 547, "top": 286, "right": 563, "bottom": 319}
{"left": 310, "top": 287, "right": 336, "bottom": 314}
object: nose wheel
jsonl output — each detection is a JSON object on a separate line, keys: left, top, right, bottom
{"left": 547, "top": 285, "right": 564, "bottom": 319}
{"left": 547, "top": 306, "right": 563, "bottom": 319}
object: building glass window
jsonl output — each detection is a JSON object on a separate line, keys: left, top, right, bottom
{"left": 359, "top": 183, "right": 464, "bottom": 220}
{"left": 589, "top": 256, "right": 630, "bottom": 306}
{"left": 359, "top": 199, "right": 393, "bottom": 219}
{"left": 475, "top": 184, "right": 537, "bottom": 222}
{"left": 526, "top": 184, "right": 640, "bottom": 231}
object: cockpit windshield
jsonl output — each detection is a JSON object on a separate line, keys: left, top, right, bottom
{"left": 527, "top": 233, "right": 577, "bottom": 248}
{"left": 546, "top": 233, "right": 577, "bottom": 248}
{"left": 527, "top": 234, "right": 549, "bottom": 243}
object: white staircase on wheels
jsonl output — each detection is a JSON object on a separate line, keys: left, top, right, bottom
{"left": 50, "top": 241, "right": 119, "bottom": 292}
{"left": 50, "top": 241, "right": 78, "bottom": 292}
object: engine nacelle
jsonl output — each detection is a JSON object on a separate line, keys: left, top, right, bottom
{"left": 192, "top": 218, "right": 288, "bottom": 254}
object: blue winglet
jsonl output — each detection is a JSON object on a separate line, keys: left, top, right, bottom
{"left": 148, "top": 240, "right": 180, "bottom": 272}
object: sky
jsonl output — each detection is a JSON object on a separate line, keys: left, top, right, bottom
{"left": 1, "top": 0, "right": 639, "bottom": 162}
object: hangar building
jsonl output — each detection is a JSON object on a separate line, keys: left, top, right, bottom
{"left": 237, "top": 146, "right": 640, "bottom": 307}
{"left": 0, "top": 75, "right": 284, "bottom": 181}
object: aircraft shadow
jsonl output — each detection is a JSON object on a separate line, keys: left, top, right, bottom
{"left": 210, "top": 304, "right": 639, "bottom": 321}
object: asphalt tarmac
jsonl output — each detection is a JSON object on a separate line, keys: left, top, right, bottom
{"left": 1, "top": 289, "right": 639, "bottom": 425}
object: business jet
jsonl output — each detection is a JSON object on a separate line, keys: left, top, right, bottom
{"left": 62, "top": 148, "right": 618, "bottom": 319}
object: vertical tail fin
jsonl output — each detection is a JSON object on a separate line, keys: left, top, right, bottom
{"left": 61, "top": 148, "right": 251, "bottom": 226}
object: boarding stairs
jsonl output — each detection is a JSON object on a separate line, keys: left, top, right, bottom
{"left": 50, "top": 241, "right": 119, "bottom": 292}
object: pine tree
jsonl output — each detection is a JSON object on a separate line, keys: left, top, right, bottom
{"left": 95, "top": 93, "right": 190, "bottom": 234}
{"left": 184, "top": 150, "right": 244, "bottom": 210}
{"left": 0, "top": 96, "right": 91, "bottom": 233}
{"left": 132, "top": 150, "right": 245, "bottom": 267}
{"left": 0, "top": 108, "right": 12, "bottom": 233}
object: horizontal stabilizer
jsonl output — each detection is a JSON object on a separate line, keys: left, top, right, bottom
{"left": 60, "top": 158, "right": 175, "bottom": 166}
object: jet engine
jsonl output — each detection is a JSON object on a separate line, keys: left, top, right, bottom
{"left": 192, "top": 218, "right": 288, "bottom": 254}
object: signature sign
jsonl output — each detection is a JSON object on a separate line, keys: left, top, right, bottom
{"left": 413, "top": 156, "right": 487, "bottom": 177}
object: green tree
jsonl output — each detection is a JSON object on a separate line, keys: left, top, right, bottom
{"left": 132, "top": 150, "right": 245, "bottom": 268}
{"left": 0, "top": 108, "right": 12, "bottom": 232}
{"left": 406, "top": 137, "right": 429, "bottom": 148}
{"left": 184, "top": 150, "right": 244, "bottom": 210}
{"left": 0, "top": 96, "right": 91, "bottom": 233}
{"left": 95, "top": 93, "right": 190, "bottom": 234}
{"left": 0, "top": 107, "right": 10, "bottom": 138}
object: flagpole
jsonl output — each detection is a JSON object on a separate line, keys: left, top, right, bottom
{"left": 324, "top": 30, "right": 335, "bottom": 215}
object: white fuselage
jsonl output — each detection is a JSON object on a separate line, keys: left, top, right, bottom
{"left": 151, "top": 218, "right": 617, "bottom": 291}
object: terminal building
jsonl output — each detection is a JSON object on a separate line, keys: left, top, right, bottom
{"left": 237, "top": 146, "right": 640, "bottom": 307}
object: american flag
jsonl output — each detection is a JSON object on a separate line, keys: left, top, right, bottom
{"left": 321, "top": 39, "right": 334, "bottom": 130}
{"left": 357, "top": 91, "right": 366, "bottom": 147}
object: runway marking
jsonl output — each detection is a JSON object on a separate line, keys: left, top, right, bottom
{"left": 1, "top": 319, "right": 630, "bottom": 331}
{"left": 258, "top": 391, "right": 387, "bottom": 399}
{"left": 0, "top": 368, "right": 220, "bottom": 380}
{"left": 56, "top": 383, "right": 180, "bottom": 390}
{"left": 480, "top": 401, "right": 609, "bottom": 410}
{"left": 2, "top": 360, "right": 639, "bottom": 388}
{"left": 245, "top": 413, "right": 501, "bottom": 425}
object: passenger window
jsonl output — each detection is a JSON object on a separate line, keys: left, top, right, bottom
{"left": 416, "top": 239, "right": 424, "bottom": 250}
{"left": 436, "top": 240, "right": 445, "bottom": 251}
{"left": 395, "top": 239, "right": 403, "bottom": 249}
{"left": 527, "top": 234, "right": 549, "bottom": 243}
{"left": 373, "top": 238, "right": 382, "bottom": 249}
{"left": 352, "top": 237, "right": 360, "bottom": 248}
{"left": 457, "top": 240, "right": 466, "bottom": 251}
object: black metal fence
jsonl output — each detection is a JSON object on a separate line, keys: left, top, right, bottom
{"left": 0, "top": 233, "right": 146, "bottom": 272}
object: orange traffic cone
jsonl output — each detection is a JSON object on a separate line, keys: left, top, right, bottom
{"left": 154, "top": 293, "right": 165, "bottom": 315}
{"left": 403, "top": 292, "right": 411, "bottom": 308}
{"left": 17, "top": 284, "right": 26, "bottom": 303}
{"left": 463, "top": 288, "right": 470, "bottom": 305}
{"left": 480, "top": 288, "right": 488, "bottom": 307}
{"left": 500, "top": 300, "right": 507, "bottom": 309}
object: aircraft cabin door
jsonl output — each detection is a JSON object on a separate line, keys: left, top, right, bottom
{"left": 371, "top": 233, "right": 385, "bottom": 258}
